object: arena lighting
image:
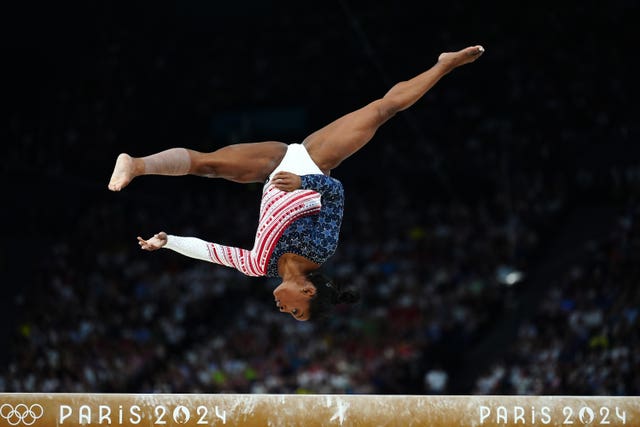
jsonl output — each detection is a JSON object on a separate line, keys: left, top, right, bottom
{"left": 0, "top": 393, "right": 638, "bottom": 426}
{"left": 496, "top": 265, "right": 525, "bottom": 286}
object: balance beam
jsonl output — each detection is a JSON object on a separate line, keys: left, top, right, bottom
{"left": 0, "top": 394, "right": 638, "bottom": 426}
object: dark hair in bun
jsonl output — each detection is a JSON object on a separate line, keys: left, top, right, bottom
{"left": 306, "top": 271, "right": 360, "bottom": 321}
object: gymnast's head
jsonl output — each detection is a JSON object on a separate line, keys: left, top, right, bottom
{"left": 273, "top": 271, "right": 360, "bottom": 321}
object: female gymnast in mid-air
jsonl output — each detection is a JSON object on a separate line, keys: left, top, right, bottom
{"left": 108, "top": 45, "right": 485, "bottom": 321}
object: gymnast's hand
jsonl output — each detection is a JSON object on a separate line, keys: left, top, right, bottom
{"left": 272, "top": 171, "right": 301, "bottom": 192}
{"left": 137, "top": 232, "right": 168, "bottom": 251}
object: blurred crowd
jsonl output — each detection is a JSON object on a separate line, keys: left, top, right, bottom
{"left": 3, "top": 1, "right": 637, "bottom": 394}
{"left": 0, "top": 179, "right": 554, "bottom": 393}
{"left": 474, "top": 201, "right": 640, "bottom": 395}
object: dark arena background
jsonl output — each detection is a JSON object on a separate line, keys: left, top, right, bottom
{"left": 3, "top": 0, "right": 639, "bottom": 425}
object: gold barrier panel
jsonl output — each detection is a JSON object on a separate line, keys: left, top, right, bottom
{"left": 0, "top": 394, "right": 638, "bottom": 427}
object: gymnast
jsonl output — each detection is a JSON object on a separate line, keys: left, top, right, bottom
{"left": 108, "top": 45, "right": 485, "bottom": 321}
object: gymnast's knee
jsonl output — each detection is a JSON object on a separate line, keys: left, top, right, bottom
{"left": 185, "top": 152, "right": 219, "bottom": 177}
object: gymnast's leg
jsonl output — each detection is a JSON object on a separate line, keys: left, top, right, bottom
{"left": 303, "top": 45, "right": 484, "bottom": 174}
{"left": 108, "top": 141, "right": 288, "bottom": 191}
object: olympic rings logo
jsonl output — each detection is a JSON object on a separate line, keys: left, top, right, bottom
{"left": 0, "top": 404, "right": 44, "bottom": 426}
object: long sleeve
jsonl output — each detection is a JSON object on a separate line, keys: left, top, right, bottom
{"left": 164, "top": 235, "right": 263, "bottom": 277}
{"left": 300, "top": 174, "right": 343, "bottom": 200}
{"left": 162, "top": 175, "right": 344, "bottom": 278}
{"left": 263, "top": 174, "right": 344, "bottom": 276}
{"left": 299, "top": 174, "right": 344, "bottom": 253}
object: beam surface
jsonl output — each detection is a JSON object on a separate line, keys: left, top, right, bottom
{"left": 0, "top": 394, "right": 638, "bottom": 427}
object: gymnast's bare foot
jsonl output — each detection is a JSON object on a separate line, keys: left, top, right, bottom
{"left": 438, "top": 45, "right": 484, "bottom": 71}
{"left": 108, "top": 153, "right": 136, "bottom": 191}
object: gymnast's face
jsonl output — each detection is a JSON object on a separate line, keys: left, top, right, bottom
{"left": 273, "top": 279, "right": 316, "bottom": 321}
